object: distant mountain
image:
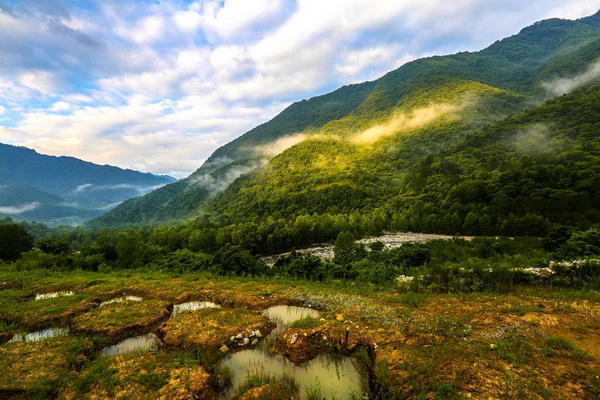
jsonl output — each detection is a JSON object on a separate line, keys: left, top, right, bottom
{"left": 93, "top": 10, "right": 600, "bottom": 229}
{"left": 0, "top": 144, "right": 176, "bottom": 226}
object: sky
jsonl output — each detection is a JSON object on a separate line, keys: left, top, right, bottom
{"left": 0, "top": 0, "right": 599, "bottom": 178}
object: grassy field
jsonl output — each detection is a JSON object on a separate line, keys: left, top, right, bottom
{"left": 0, "top": 267, "right": 598, "bottom": 399}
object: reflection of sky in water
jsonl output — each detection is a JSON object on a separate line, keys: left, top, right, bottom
{"left": 101, "top": 333, "right": 161, "bottom": 357}
{"left": 171, "top": 301, "right": 220, "bottom": 318}
{"left": 262, "top": 305, "right": 320, "bottom": 338}
{"left": 221, "top": 349, "right": 363, "bottom": 399}
{"left": 99, "top": 296, "right": 143, "bottom": 307}
{"left": 35, "top": 291, "right": 74, "bottom": 300}
{"left": 219, "top": 305, "right": 364, "bottom": 399}
{"left": 9, "top": 327, "right": 69, "bottom": 343}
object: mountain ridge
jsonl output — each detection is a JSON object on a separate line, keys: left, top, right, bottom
{"left": 0, "top": 143, "right": 176, "bottom": 226}
{"left": 92, "top": 9, "right": 600, "bottom": 228}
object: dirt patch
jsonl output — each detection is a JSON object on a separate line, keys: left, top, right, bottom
{"left": 72, "top": 299, "right": 171, "bottom": 341}
{"left": 161, "top": 308, "right": 275, "bottom": 350}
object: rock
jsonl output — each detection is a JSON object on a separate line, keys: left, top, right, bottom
{"left": 230, "top": 336, "right": 235, "bottom": 342}
{"left": 336, "top": 314, "right": 344, "bottom": 321}
{"left": 74, "top": 354, "right": 89, "bottom": 366}
{"left": 290, "top": 333, "right": 298, "bottom": 345}
{"left": 220, "top": 345, "right": 229, "bottom": 353}
{"left": 68, "top": 370, "right": 79, "bottom": 378}
{"left": 236, "top": 333, "right": 243, "bottom": 340}
{"left": 490, "top": 344, "right": 497, "bottom": 350}
{"left": 251, "top": 339, "right": 258, "bottom": 346}
{"left": 243, "top": 337, "right": 250, "bottom": 345}
{"left": 255, "top": 330, "right": 262, "bottom": 338}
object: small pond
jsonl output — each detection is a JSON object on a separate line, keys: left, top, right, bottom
{"left": 35, "top": 291, "right": 74, "bottom": 300}
{"left": 101, "top": 333, "right": 161, "bottom": 357}
{"left": 99, "top": 296, "right": 143, "bottom": 307}
{"left": 9, "top": 327, "right": 69, "bottom": 343}
{"left": 218, "top": 305, "right": 367, "bottom": 399}
{"left": 170, "top": 301, "right": 220, "bottom": 319}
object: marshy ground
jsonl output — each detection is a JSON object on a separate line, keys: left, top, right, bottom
{"left": 0, "top": 269, "right": 598, "bottom": 399}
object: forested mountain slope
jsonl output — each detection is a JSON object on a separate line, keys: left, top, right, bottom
{"left": 93, "top": 10, "right": 600, "bottom": 228}
{"left": 0, "top": 144, "right": 175, "bottom": 226}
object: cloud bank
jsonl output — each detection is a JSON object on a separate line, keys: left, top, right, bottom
{"left": 0, "top": 0, "right": 598, "bottom": 177}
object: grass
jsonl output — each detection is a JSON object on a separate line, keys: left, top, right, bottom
{"left": 237, "top": 373, "right": 298, "bottom": 399}
{"left": 0, "top": 268, "right": 599, "bottom": 399}
{"left": 72, "top": 299, "right": 171, "bottom": 339}
{"left": 544, "top": 336, "right": 594, "bottom": 361}
{"left": 289, "top": 316, "right": 321, "bottom": 329}
{"left": 496, "top": 335, "right": 535, "bottom": 365}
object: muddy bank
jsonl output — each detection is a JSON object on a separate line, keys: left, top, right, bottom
{"left": 275, "top": 324, "right": 375, "bottom": 364}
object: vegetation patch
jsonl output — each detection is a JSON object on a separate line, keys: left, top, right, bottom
{"left": 63, "top": 351, "right": 216, "bottom": 400}
{"left": 161, "top": 308, "right": 275, "bottom": 350}
{"left": 236, "top": 373, "right": 298, "bottom": 400}
{"left": 0, "top": 337, "right": 90, "bottom": 394}
{"left": 72, "top": 299, "right": 171, "bottom": 340}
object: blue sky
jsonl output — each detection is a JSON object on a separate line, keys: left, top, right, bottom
{"left": 0, "top": 0, "right": 598, "bottom": 178}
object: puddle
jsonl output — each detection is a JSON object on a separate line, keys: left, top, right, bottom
{"left": 263, "top": 305, "right": 320, "bottom": 325}
{"left": 262, "top": 305, "right": 320, "bottom": 344}
{"left": 219, "top": 305, "right": 366, "bottom": 399}
{"left": 170, "top": 301, "right": 221, "bottom": 319}
{"left": 99, "top": 296, "right": 143, "bottom": 307}
{"left": 35, "top": 291, "right": 74, "bottom": 300}
{"left": 221, "top": 351, "right": 364, "bottom": 399}
{"left": 101, "top": 333, "right": 161, "bottom": 357}
{"left": 9, "top": 327, "right": 69, "bottom": 343}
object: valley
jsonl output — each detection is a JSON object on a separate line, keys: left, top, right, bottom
{"left": 1, "top": 6, "right": 600, "bottom": 400}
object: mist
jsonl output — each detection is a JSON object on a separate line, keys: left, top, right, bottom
{"left": 351, "top": 103, "right": 460, "bottom": 145}
{"left": 74, "top": 183, "right": 168, "bottom": 195}
{"left": 542, "top": 59, "right": 600, "bottom": 96}
{"left": 0, "top": 202, "right": 39, "bottom": 215}
{"left": 254, "top": 134, "right": 309, "bottom": 158}
{"left": 188, "top": 160, "right": 267, "bottom": 195}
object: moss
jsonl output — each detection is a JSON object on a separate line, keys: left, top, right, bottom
{"left": 72, "top": 299, "right": 171, "bottom": 340}
{"left": 161, "top": 308, "right": 275, "bottom": 350}
{"left": 63, "top": 351, "right": 216, "bottom": 400}
{"left": 0, "top": 337, "right": 90, "bottom": 392}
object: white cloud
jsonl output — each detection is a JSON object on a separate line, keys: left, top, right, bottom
{"left": 18, "top": 71, "right": 59, "bottom": 94}
{"left": 0, "top": 106, "right": 5, "bottom": 115}
{"left": 49, "top": 101, "right": 72, "bottom": 112}
{"left": 0, "top": 0, "right": 597, "bottom": 179}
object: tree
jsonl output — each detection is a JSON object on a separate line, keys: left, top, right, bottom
{"left": 333, "top": 231, "right": 366, "bottom": 265}
{"left": 0, "top": 224, "right": 34, "bottom": 261}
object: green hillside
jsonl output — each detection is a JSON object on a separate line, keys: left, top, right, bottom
{"left": 93, "top": 10, "right": 600, "bottom": 228}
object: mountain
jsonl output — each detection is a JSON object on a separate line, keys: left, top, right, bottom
{"left": 93, "top": 10, "right": 600, "bottom": 229}
{"left": 0, "top": 144, "right": 176, "bottom": 226}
